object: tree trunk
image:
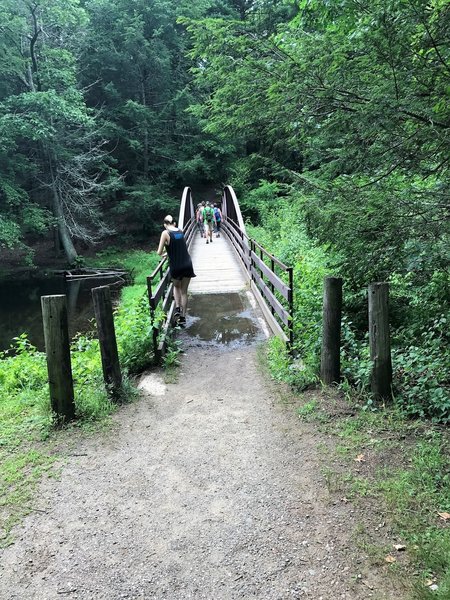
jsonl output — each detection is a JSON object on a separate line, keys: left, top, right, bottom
{"left": 141, "top": 78, "right": 149, "bottom": 178}
{"left": 49, "top": 160, "right": 78, "bottom": 264}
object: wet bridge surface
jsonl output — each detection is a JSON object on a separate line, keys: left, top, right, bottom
{"left": 149, "top": 185, "right": 293, "bottom": 357}
{"left": 182, "top": 231, "right": 268, "bottom": 349}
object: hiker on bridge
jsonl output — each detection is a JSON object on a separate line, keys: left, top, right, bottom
{"left": 157, "top": 215, "right": 195, "bottom": 326}
{"left": 213, "top": 203, "right": 222, "bottom": 238}
{"left": 202, "top": 201, "right": 215, "bottom": 244}
{"left": 196, "top": 203, "right": 205, "bottom": 238}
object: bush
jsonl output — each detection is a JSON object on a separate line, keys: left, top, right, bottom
{"left": 393, "top": 317, "right": 450, "bottom": 423}
{"left": 245, "top": 180, "right": 450, "bottom": 422}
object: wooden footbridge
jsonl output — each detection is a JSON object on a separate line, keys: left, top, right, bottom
{"left": 147, "top": 186, "right": 294, "bottom": 359}
{"left": 39, "top": 185, "right": 395, "bottom": 423}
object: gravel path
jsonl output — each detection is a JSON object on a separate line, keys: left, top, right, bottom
{"left": 0, "top": 338, "right": 402, "bottom": 599}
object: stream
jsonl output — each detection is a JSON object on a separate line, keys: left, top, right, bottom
{"left": 0, "top": 274, "right": 124, "bottom": 353}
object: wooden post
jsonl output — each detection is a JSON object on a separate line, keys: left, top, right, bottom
{"left": 320, "top": 276, "right": 343, "bottom": 384}
{"left": 368, "top": 282, "right": 392, "bottom": 400}
{"left": 41, "top": 295, "right": 75, "bottom": 422}
{"left": 146, "top": 276, "right": 153, "bottom": 316}
{"left": 92, "top": 285, "right": 122, "bottom": 400}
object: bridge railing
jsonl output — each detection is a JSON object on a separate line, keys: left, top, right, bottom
{"left": 146, "top": 187, "right": 195, "bottom": 360}
{"left": 221, "top": 185, "right": 294, "bottom": 353}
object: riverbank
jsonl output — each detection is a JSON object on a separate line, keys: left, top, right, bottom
{"left": 0, "top": 249, "right": 160, "bottom": 546}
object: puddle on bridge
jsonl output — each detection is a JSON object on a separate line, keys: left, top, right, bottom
{"left": 182, "top": 292, "right": 266, "bottom": 349}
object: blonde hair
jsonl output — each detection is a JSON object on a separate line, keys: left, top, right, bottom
{"left": 164, "top": 215, "right": 174, "bottom": 225}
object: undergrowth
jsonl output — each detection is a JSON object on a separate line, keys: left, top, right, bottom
{"left": 292, "top": 382, "right": 450, "bottom": 599}
{"left": 247, "top": 181, "right": 449, "bottom": 423}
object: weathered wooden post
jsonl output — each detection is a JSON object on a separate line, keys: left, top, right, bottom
{"left": 92, "top": 285, "right": 123, "bottom": 400}
{"left": 41, "top": 295, "right": 75, "bottom": 422}
{"left": 320, "top": 276, "right": 343, "bottom": 384}
{"left": 368, "top": 282, "right": 392, "bottom": 400}
{"left": 146, "top": 275, "right": 153, "bottom": 316}
{"left": 147, "top": 277, "right": 161, "bottom": 361}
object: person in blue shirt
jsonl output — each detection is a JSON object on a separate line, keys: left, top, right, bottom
{"left": 213, "top": 203, "right": 222, "bottom": 237}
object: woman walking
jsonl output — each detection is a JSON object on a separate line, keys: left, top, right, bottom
{"left": 157, "top": 215, "right": 195, "bottom": 325}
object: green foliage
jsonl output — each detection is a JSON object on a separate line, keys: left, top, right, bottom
{"left": 112, "top": 183, "right": 178, "bottom": 234}
{"left": 115, "top": 294, "right": 154, "bottom": 374}
{"left": 378, "top": 432, "right": 450, "bottom": 598}
{"left": 0, "top": 0, "right": 263, "bottom": 266}
{"left": 393, "top": 321, "right": 450, "bottom": 424}
{"left": 297, "top": 399, "right": 319, "bottom": 421}
{"left": 0, "top": 217, "right": 21, "bottom": 249}
{"left": 246, "top": 175, "right": 449, "bottom": 420}
{"left": 185, "top": 1, "right": 449, "bottom": 422}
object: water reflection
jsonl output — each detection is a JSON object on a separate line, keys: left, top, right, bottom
{"left": 0, "top": 275, "right": 123, "bottom": 352}
{"left": 184, "top": 293, "right": 264, "bottom": 348}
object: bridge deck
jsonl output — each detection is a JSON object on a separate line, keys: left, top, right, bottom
{"left": 189, "top": 231, "right": 248, "bottom": 294}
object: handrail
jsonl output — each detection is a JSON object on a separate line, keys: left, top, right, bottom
{"left": 220, "top": 192, "right": 294, "bottom": 353}
{"left": 146, "top": 184, "right": 295, "bottom": 359}
{"left": 222, "top": 185, "right": 247, "bottom": 236}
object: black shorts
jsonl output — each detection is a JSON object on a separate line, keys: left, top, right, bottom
{"left": 170, "top": 266, "right": 196, "bottom": 281}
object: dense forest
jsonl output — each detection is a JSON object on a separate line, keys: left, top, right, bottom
{"left": 0, "top": 0, "right": 449, "bottom": 419}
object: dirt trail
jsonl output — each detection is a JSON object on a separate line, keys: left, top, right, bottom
{"left": 0, "top": 296, "right": 402, "bottom": 599}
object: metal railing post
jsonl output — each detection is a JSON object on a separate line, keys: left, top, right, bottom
{"left": 270, "top": 257, "right": 275, "bottom": 315}
{"left": 287, "top": 267, "right": 294, "bottom": 356}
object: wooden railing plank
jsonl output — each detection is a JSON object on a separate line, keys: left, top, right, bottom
{"left": 250, "top": 267, "right": 290, "bottom": 326}
{"left": 252, "top": 238, "right": 289, "bottom": 270}
{"left": 151, "top": 270, "right": 171, "bottom": 309}
{"left": 250, "top": 251, "right": 290, "bottom": 300}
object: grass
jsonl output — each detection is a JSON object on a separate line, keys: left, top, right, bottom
{"left": 161, "top": 332, "right": 183, "bottom": 383}
{"left": 0, "top": 248, "right": 161, "bottom": 546}
{"left": 318, "top": 397, "right": 449, "bottom": 598}
{"left": 262, "top": 337, "right": 450, "bottom": 599}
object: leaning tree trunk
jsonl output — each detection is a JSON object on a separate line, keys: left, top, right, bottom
{"left": 49, "top": 161, "right": 78, "bottom": 265}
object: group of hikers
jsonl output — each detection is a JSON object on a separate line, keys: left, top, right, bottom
{"left": 156, "top": 199, "right": 223, "bottom": 326}
{"left": 195, "top": 201, "right": 222, "bottom": 244}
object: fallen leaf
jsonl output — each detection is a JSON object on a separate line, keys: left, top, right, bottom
{"left": 341, "top": 497, "right": 350, "bottom": 504}
{"left": 385, "top": 555, "right": 396, "bottom": 563}
{"left": 354, "top": 454, "right": 366, "bottom": 463}
{"left": 438, "top": 512, "right": 450, "bottom": 521}
{"left": 393, "top": 544, "right": 406, "bottom": 551}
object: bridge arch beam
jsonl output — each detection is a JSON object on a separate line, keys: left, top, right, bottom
{"left": 222, "top": 185, "right": 247, "bottom": 237}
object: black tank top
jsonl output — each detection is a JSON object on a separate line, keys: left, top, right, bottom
{"left": 166, "top": 230, "right": 195, "bottom": 279}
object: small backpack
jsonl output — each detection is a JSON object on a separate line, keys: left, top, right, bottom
{"left": 214, "top": 207, "right": 221, "bottom": 221}
{"left": 204, "top": 206, "right": 213, "bottom": 222}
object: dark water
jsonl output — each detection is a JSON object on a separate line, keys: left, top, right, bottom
{"left": 0, "top": 275, "right": 123, "bottom": 352}
{"left": 183, "top": 293, "right": 265, "bottom": 348}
